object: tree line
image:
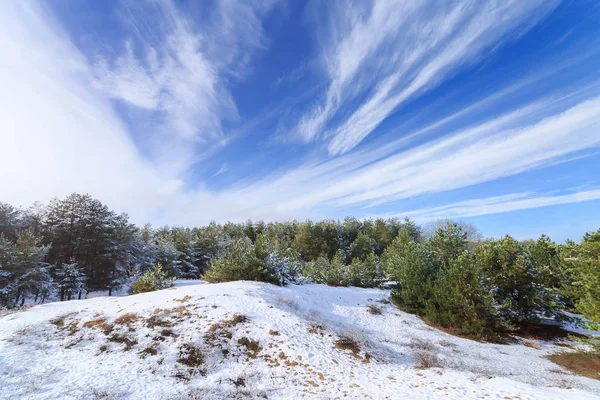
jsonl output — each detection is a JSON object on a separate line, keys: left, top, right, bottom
{"left": 0, "top": 193, "right": 598, "bottom": 340}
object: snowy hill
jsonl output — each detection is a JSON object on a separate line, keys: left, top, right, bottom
{"left": 1, "top": 281, "right": 599, "bottom": 400}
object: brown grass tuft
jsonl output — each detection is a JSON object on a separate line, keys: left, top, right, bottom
{"left": 548, "top": 352, "right": 600, "bottom": 380}
{"left": 139, "top": 347, "right": 158, "bottom": 358}
{"left": 334, "top": 335, "right": 360, "bottom": 354}
{"left": 237, "top": 337, "right": 262, "bottom": 358}
{"left": 175, "top": 295, "right": 192, "bottom": 303}
{"left": 114, "top": 313, "right": 140, "bottom": 326}
{"left": 523, "top": 340, "right": 541, "bottom": 350}
{"left": 50, "top": 313, "right": 76, "bottom": 328}
{"left": 231, "top": 313, "right": 248, "bottom": 324}
{"left": 178, "top": 343, "right": 205, "bottom": 370}
{"left": 83, "top": 318, "right": 114, "bottom": 335}
{"left": 231, "top": 377, "right": 246, "bottom": 387}
{"left": 145, "top": 315, "right": 173, "bottom": 329}
{"left": 108, "top": 334, "right": 138, "bottom": 350}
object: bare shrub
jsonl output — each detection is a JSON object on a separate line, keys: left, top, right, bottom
{"left": 231, "top": 314, "right": 248, "bottom": 324}
{"left": 366, "top": 304, "right": 382, "bottom": 315}
{"left": 237, "top": 337, "right": 261, "bottom": 358}
{"left": 231, "top": 377, "right": 246, "bottom": 387}
{"left": 409, "top": 338, "right": 436, "bottom": 352}
{"left": 334, "top": 335, "right": 361, "bottom": 354}
{"left": 413, "top": 350, "right": 443, "bottom": 369}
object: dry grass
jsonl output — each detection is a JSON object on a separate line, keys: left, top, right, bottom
{"left": 139, "top": 347, "right": 158, "bottom": 358}
{"left": 366, "top": 304, "right": 382, "bottom": 315}
{"left": 231, "top": 377, "right": 246, "bottom": 387}
{"left": 413, "top": 350, "right": 443, "bottom": 369}
{"left": 409, "top": 338, "right": 436, "bottom": 352}
{"left": 83, "top": 318, "right": 114, "bottom": 335}
{"left": 237, "top": 337, "right": 262, "bottom": 358}
{"left": 66, "top": 320, "right": 80, "bottom": 335}
{"left": 523, "top": 340, "right": 541, "bottom": 350}
{"left": 231, "top": 314, "right": 248, "bottom": 324}
{"left": 548, "top": 352, "right": 600, "bottom": 380}
{"left": 108, "top": 334, "right": 138, "bottom": 350}
{"left": 334, "top": 335, "right": 360, "bottom": 354}
{"left": 208, "top": 314, "right": 248, "bottom": 333}
{"left": 160, "top": 328, "right": 179, "bottom": 339}
{"left": 50, "top": 313, "right": 76, "bottom": 328}
{"left": 175, "top": 295, "right": 192, "bottom": 303}
{"left": 114, "top": 313, "right": 140, "bottom": 326}
{"left": 178, "top": 343, "right": 206, "bottom": 371}
{"left": 145, "top": 315, "right": 174, "bottom": 329}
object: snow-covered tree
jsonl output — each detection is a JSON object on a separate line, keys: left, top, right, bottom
{"left": 53, "top": 261, "right": 86, "bottom": 301}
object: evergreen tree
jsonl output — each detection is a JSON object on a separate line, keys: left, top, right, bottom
{"left": 385, "top": 232, "right": 439, "bottom": 312}
{"left": 347, "top": 233, "right": 377, "bottom": 263}
{"left": 428, "top": 251, "right": 502, "bottom": 339}
{"left": 572, "top": 229, "right": 600, "bottom": 329}
{"left": 53, "top": 261, "right": 86, "bottom": 301}
{"left": 475, "top": 236, "right": 563, "bottom": 325}
{"left": 348, "top": 251, "right": 385, "bottom": 288}
{"left": 427, "top": 222, "right": 468, "bottom": 268}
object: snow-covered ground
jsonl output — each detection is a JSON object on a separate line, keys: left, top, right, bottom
{"left": 0, "top": 281, "right": 598, "bottom": 400}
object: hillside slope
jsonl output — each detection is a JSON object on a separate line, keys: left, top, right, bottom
{"left": 0, "top": 282, "right": 599, "bottom": 399}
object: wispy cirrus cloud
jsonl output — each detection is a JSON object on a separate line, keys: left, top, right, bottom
{"left": 394, "top": 189, "right": 600, "bottom": 222}
{"left": 231, "top": 93, "right": 600, "bottom": 215}
{"left": 0, "top": 0, "right": 278, "bottom": 225}
{"left": 91, "top": 0, "right": 276, "bottom": 174}
{"left": 295, "top": 0, "right": 560, "bottom": 155}
{"left": 212, "top": 163, "right": 229, "bottom": 177}
{"left": 2, "top": 0, "right": 600, "bottom": 236}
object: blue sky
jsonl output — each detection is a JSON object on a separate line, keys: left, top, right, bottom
{"left": 1, "top": 0, "right": 600, "bottom": 241}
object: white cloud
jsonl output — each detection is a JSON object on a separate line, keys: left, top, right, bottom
{"left": 0, "top": 1, "right": 276, "bottom": 226}
{"left": 394, "top": 189, "right": 600, "bottom": 222}
{"left": 296, "top": 0, "right": 560, "bottom": 154}
{"left": 91, "top": 0, "right": 275, "bottom": 175}
{"left": 212, "top": 163, "right": 229, "bottom": 177}
{"left": 1, "top": 0, "right": 599, "bottom": 230}
{"left": 227, "top": 95, "right": 600, "bottom": 215}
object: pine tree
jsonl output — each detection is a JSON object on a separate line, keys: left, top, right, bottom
{"left": 385, "top": 232, "right": 439, "bottom": 312}
{"left": 53, "top": 261, "right": 86, "bottom": 301}
{"left": 572, "top": 229, "right": 600, "bottom": 329}
{"left": 428, "top": 251, "right": 502, "bottom": 339}
{"left": 348, "top": 252, "right": 385, "bottom": 288}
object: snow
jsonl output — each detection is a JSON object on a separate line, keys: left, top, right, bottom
{"left": 1, "top": 281, "right": 599, "bottom": 400}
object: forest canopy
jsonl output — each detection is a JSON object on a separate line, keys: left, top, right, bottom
{"left": 1, "top": 193, "right": 598, "bottom": 339}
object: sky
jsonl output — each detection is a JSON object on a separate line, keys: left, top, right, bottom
{"left": 1, "top": 0, "right": 600, "bottom": 242}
